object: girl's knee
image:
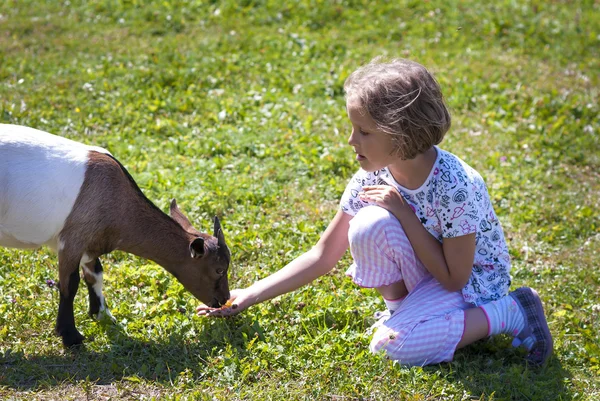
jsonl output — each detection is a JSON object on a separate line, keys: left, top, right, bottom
{"left": 369, "top": 326, "right": 398, "bottom": 354}
{"left": 347, "top": 205, "right": 419, "bottom": 288}
{"left": 348, "top": 206, "right": 403, "bottom": 245}
{"left": 369, "top": 327, "right": 411, "bottom": 362}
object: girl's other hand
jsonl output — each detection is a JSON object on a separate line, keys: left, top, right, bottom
{"left": 196, "top": 288, "right": 252, "bottom": 317}
{"left": 359, "top": 185, "right": 408, "bottom": 215}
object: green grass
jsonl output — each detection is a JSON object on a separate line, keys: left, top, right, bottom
{"left": 1, "top": 0, "right": 599, "bottom": 399}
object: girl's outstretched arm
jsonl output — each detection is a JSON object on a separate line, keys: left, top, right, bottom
{"left": 197, "top": 210, "right": 352, "bottom": 317}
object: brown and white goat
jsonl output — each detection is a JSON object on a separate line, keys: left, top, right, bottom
{"left": 0, "top": 124, "right": 231, "bottom": 347}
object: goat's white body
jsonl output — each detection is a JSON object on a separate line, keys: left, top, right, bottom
{"left": 0, "top": 124, "right": 109, "bottom": 251}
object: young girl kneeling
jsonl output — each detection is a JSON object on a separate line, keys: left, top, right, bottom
{"left": 198, "top": 57, "right": 553, "bottom": 367}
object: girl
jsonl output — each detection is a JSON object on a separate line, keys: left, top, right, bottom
{"left": 197, "top": 57, "right": 553, "bottom": 366}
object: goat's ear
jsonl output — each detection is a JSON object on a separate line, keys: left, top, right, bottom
{"left": 189, "top": 237, "right": 205, "bottom": 258}
{"left": 213, "top": 216, "right": 227, "bottom": 248}
{"left": 170, "top": 199, "right": 194, "bottom": 232}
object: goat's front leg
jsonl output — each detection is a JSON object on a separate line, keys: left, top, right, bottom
{"left": 82, "top": 257, "right": 115, "bottom": 323}
{"left": 56, "top": 254, "right": 85, "bottom": 347}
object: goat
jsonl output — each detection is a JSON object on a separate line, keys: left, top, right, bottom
{"left": 0, "top": 124, "right": 231, "bottom": 347}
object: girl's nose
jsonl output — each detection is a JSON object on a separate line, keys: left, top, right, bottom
{"left": 348, "top": 129, "right": 358, "bottom": 146}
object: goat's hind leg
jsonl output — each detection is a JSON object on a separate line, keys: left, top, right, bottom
{"left": 83, "top": 257, "right": 102, "bottom": 318}
{"left": 56, "top": 252, "right": 85, "bottom": 347}
{"left": 82, "top": 257, "right": 116, "bottom": 323}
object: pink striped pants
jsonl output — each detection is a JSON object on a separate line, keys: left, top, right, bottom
{"left": 346, "top": 206, "right": 471, "bottom": 366}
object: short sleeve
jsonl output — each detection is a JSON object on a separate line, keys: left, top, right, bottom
{"left": 435, "top": 170, "right": 481, "bottom": 239}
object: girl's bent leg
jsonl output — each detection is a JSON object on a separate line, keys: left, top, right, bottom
{"left": 370, "top": 276, "right": 470, "bottom": 366}
{"left": 346, "top": 205, "right": 428, "bottom": 291}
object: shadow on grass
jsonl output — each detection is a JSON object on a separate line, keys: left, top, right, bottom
{"left": 0, "top": 314, "right": 259, "bottom": 390}
{"left": 1, "top": 317, "right": 574, "bottom": 399}
{"left": 441, "top": 337, "right": 573, "bottom": 400}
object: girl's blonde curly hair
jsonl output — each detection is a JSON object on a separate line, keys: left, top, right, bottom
{"left": 344, "top": 57, "right": 451, "bottom": 160}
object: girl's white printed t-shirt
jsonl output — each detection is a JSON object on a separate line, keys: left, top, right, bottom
{"left": 340, "top": 146, "right": 511, "bottom": 306}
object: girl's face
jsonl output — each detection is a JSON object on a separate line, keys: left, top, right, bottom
{"left": 347, "top": 99, "right": 397, "bottom": 172}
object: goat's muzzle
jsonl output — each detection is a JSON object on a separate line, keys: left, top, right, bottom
{"left": 208, "top": 292, "right": 230, "bottom": 308}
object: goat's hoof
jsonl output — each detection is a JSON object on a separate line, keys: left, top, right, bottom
{"left": 95, "top": 309, "right": 117, "bottom": 325}
{"left": 58, "top": 329, "right": 85, "bottom": 348}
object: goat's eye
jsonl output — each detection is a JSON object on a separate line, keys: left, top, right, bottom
{"left": 216, "top": 268, "right": 225, "bottom": 275}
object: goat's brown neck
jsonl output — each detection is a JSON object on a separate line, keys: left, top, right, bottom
{"left": 75, "top": 152, "right": 194, "bottom": 276}
{"left": 115, "top": 197, "right": 191, "bottom": 274}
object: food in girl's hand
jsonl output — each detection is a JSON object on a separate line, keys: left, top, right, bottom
{"left": 221, "top": 299, "right": 234, "bottom": 309}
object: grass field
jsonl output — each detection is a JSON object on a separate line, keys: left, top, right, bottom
{"left": 1, "top": 1, "right": 599, "bottom": 400}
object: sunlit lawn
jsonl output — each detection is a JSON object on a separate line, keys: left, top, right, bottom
{"left": 1, "top": 1, "right": 599, "bottom": 400}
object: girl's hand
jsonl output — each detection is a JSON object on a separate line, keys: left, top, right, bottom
{"left": 359, "top": 185, "right": 409, "bottom": 215}
{"left": 196, "top": 288, "right": 253, "bottom": 317}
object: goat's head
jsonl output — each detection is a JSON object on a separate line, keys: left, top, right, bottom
{"left": 169, "top": 199, "right": 231, "bottom": 308}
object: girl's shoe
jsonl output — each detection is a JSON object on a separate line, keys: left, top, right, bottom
{"left": 509, "top": 287, "right": 553, "bottom": 365}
